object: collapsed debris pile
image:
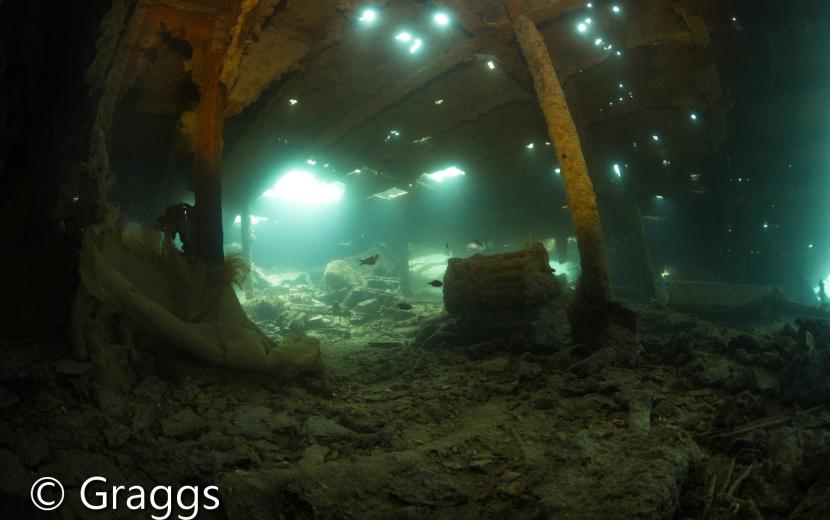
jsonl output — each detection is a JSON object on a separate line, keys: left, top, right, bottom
{"left": 241, "top": 255, "right": 439, "bottom": 346}
{"left": 443, "top": 241, "right": 568, "bottom": 349}
{"left": 2, "top": 294, "right": 830, "bottom": 518}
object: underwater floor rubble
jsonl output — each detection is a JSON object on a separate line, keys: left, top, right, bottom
{"left": 2, "top": 301, "right": 830, "bottom": 519}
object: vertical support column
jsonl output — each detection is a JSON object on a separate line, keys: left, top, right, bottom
{"left": 79, "top": 1, "right": 146, "bottom": 232}
{"left": 190, "top": 75, "right": 225, "bottom": 264}
{"left": 628, "top": 197, "right": 658, "bottom": 300}
{"left": 554, "top": 230, "right": 569, "bottom": 264}
{"left": 240, "top": 203, "right": 254, "bottom": 300}
{"left": 399, "top": 241, "right": 411, "bottom": 296}
{"left": 505, "top": 3, "right": 615, "bottom": 340}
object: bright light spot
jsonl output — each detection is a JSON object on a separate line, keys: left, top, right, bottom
{"left": 289, "top": 98, "right": 298, "bottom": 105}
{"left": 731, "top": 16, "right": 738, "bottom": 22}
{"left": 306, "top": 158, "right": 317, "bottom": 165}
{"left": 371, "top": 187, "right": 408, "bottom": 200}
{"left": 263, "top": 170, "right": 345, "bottom": 205}
{"left": 655, "top": 195, "right": 664, "bottom": 200}
{"left": 409, "top": 38, "right": 423, "bottom": 54}
{"left": 762, "top": 222, "right": 769, "bottom": 229}
{"left": 613, "top": 163, "right": 622, "bottom": 177}
{"left": 487, "top": 60, "right": 496, "bottom": 70}
{"left": 809, "top": 244, "right": 814, "bottom": 249}
{"left": 545, "top": 141, "right": 551, "bottom": 146}
{"left": 434, "top": 99, "right": 444, "bottom": 105}
{"left": 661, "top": 269, "right": 670, "bottom": 278}
{"left": 612, "top": 5, "right": 621, "bottom": 13}
{"left": 433, "top": 12, "right": 450, "bottom": 26}
{"left": 395, "top": 31, "right": 413, "bottom": 42}
{"left": 585, "top": 17, "right": 592, "bottom": 24}
{"left": 526, "top": 142, "right": 535, "bottom": 149}
{"left": 618, "top": 82, "right": 624, "bottom": 88}
{"left": 652, "top": 134, "right": 660, "bottom": 142}
{"left": 359, "top": 9, "right": 377, "bottom": 23}
{"left": 690, "top": 112, "right": 698, "bottom": 121}
{"left": 234, "top": 215, "right": 268, "bottom": 225}
{"left": 577, "top": 23, "right": 588, "bottom": 33}
{"left": 555, "top": 168, "right": 561, "bottom": 174}
{"left": 616, "top": 50, "right": 622, "bottom": 56}
{"left": 594, "top": 38, "right": 603, "bottom": 46}
{"left": 385, "top": 129, "right": 401, "bottom": 142}
{"left": 587, "top": 2, "right": 593, "bottom": 7}
{"left": 422, "top": 166, "right": 465, "bottom": 183}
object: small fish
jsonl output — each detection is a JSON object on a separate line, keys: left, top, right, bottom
{"left": 359, "top": 254, "right": 379, "bottom": 266}
{"left": 397, "top": 302, "right": 413, "bottom": 310}
{"left": 427, "top": 280, "right": 443, "bottom": 288}
{"left": 465, "top": 239, "right": 486, "bottom": 254}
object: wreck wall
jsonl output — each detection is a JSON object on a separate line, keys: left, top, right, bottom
{"left": 0, "top": 1, "right": 109, "bottom": 340}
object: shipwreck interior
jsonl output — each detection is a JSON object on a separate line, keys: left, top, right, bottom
{"left": 2, "top": 0, "right": 830, "bottom": 518}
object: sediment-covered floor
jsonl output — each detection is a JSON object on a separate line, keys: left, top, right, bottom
{"left": 2, "top": 303, "right": 829, "bottom": 519}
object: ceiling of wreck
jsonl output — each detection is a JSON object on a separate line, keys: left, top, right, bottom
{"left": 101, "top": 0, "right": 830, "bottom": 230}
{"left": 0, "top": 0, "right": 822, "bottom": 279}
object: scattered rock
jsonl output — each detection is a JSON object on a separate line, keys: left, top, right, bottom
{"left": 103, "top": 422, "right": 132, "bottom": 448}
{"left": 517, "top": 359, "right": 543, "bottom": 380}
{"left": 467, "top": 457, "right": 495, "bottom": 473}
{"left": 367, "top": 277, "right": 400, "bottom": 292}
{"left": 388, "top": 466, "right": 467, "bottom": 507}
{"left": 302, "top": 415, "right": 354, "bottom": 442}
{"left": 131, "top": 402, "right": 159, "bottom": 431}
{"left": 0, "top": 449, "right": 30, "bottom": 498}
{"left": 227, "top": 406, "right": 295, "bottom": 438}
{"left": 15, "top": 436, "right": 49, "bottom": 467}
{"left": 477, "top": 357, "right": 512, "bottom": 376}
{"left": 625, "top": 392, "right": 654, "bottom": 432}
{"left": 39, "top": 449, "right": 125, "bottom": 487}
{"left": 323, "top": 260, "right": 366, "bottom": 291}
{"left": 354, "top": 298, "right": 381, "bottom": 314}
{"left": 161, "top": 408, "right": 207, "bottom": 439}
{"left": 54, "top": 359, "right": 93, "bottom": 376}
{"left": 687, "top": 355, "right": 733, "bottom": 387}
{"left": 570, "top": 347, "right": 619, "bottom": 377}
{"left": 300, "top": 443, "right": 330, "bottom": 467}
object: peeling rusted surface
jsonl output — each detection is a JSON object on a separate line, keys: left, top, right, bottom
{"left": 511, "top": 11, "right": 613, "bottom": 318}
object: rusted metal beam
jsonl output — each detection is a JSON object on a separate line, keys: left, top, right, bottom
{"left": 504, "top": 0, "right": 615, "bottom": 339}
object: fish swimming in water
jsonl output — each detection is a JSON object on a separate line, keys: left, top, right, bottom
{"left": 427, "top": 280, "right": 443, "bottom": 287}
{"left": 358, "top": 254, "right": 379, "bottom": 266}
{"left": 397, "top": 302, "right": 413, "bottom": 310}
{"left": 465, "top": 239, "right": 486, "bottom": 254}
